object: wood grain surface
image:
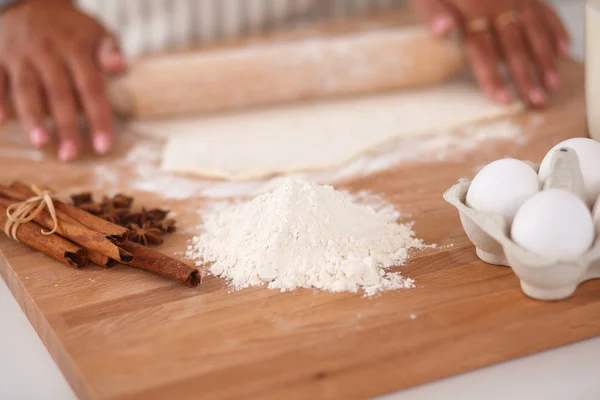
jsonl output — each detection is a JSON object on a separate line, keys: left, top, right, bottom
{"left": 1, "top": 59, "right": 599, "bottom": 400}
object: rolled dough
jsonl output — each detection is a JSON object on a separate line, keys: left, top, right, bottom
{"left": 133, "top": 80, "right": 523, "bottom": 180}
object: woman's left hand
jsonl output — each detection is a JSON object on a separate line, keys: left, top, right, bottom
{"left": 414, "top": 0, "right": 570, "bottom": 108}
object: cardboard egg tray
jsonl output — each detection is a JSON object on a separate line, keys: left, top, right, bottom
{"left": 443, "top": 147, "right": 600, "bottom": 301}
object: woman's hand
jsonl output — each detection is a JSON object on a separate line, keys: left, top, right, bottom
{"left": 414, "top": 0, "right": 570, "bottom": 108}
{"left": 0, "top": 0, "right": 126, "bottom": 161}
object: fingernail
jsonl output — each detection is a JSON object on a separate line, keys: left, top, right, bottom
{"left": 559, "top": 40, "right": 570, "bottom": 55}
{"left": 93, "top": 132, "right": 112, "bottom": 155}
{"left": 107, "top": 41, "right": 118, "bottom": 53}
{"left": 103, "top": 53, "right": 127, "bottom": 71}
{"left": 545, "top": 71, "right": 560, "bottom": 89}
{"left": 107, "top": 52, "right": 124, "bottom": 63}
{"left": 529, "top": 88, "right": 547, "bottom": 106}
{"left": 102, "top": 37, "right": 118, "bottom": 54}
{"left": 58, "top": 140, "right": 78, "bottom": 162}
{"left": 432, "top": 15, "right": 453, "bottom": 36}
{"left": 30, "top": 127, "right": 49, "bottom": 148}
{"left": 495, "top": 89, "right": 513, "bottom": 104}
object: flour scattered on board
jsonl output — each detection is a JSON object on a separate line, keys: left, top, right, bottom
{"left": 121, "top": 140, "right": 207, "bottom": 199}
{"left": 187, "top": 179, "right": 425, "bottom": 296}
{"left": 330, "top": 119, "right": 526, "bottom": 181}
{"left": 93, "top": 165, "right": 120, "bottom": 187}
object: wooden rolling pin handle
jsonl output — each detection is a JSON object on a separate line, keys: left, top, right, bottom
{"left": 111, "top": 13, "right": 466, "bottom": 119}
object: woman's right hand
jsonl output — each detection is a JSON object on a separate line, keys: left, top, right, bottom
{"left": 414, "top": 0, "right": 570, "bottom": 108}
{"left": 0, "top": 0, "right": 127, "bottom": 161}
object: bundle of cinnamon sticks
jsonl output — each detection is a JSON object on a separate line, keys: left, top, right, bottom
{"left": 0, "top": 181, "right": 199, "bottom": 287}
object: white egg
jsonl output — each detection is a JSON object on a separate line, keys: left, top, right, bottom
{"left": 466, "top": 158, "right": 540, "bottom": 224}
{"left": 539, "top": 138, "right": 600, "bottom": 205}
{"left": 511, "top": 189, "right": 594, "bottom": 260}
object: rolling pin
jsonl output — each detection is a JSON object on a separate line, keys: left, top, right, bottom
{"left": 108, "top": 11, "right": 466, "bottom": 119}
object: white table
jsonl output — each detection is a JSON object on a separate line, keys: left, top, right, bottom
{"left": 1, "top": 2, "right": 595, "bottom": 399}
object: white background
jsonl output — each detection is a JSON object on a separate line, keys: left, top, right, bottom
{"left": 1, "top": 1, "right": 597, "bottom": 399}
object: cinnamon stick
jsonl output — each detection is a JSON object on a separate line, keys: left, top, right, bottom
{"left": 89, "top": 253, "right": 116, "bottom": 268}
{"left": 0, "top": 203, "right": 87, "bottom": 268}
{"left": 10, "top": 181, "right": 129, "bottom": 244}
{"left": 0, "top": 197, "right": 133, "bottom": 263}
{"left": 0, "top": 186, "right": 23, "bottom": 201}
{"left": 120, "top": 242, "right": 200, "bottom": 287}
{"left": 0, "top": 184, "right": 114, "bottom": 268}
{"left": 1, "top": 182, "right": 197, "bottom": 287}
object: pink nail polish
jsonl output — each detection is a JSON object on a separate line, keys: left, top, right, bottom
{"left": 93, "top": 133, "right": 112, "bottom": 154}
{"left": 529, "top": 89, "right": 547, "bottom": 106}
{"left": 545, "top": 72, "right": 560, "bottom": 89}
{"left": 107, "top": 52, "right": 123, "bottom": 63}
{"left": 432, "top": 16, "right": 452, "bottom": 36}
{"left": 104, "top": 54, "right": 127, "bottom": 71}
{"left": 58, "top": 140, "right": 78, "bottom": 162}
{"left": 30, "top": 127, "right": 49, "bottom": 148}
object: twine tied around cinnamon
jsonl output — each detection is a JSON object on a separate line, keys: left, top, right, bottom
{"left": 4, "top": 185, "right": 58, "bottom": 241}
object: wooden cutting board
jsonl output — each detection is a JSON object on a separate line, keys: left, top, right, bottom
{"left": 1, "top": 59, "right": 599, "bottom": 400}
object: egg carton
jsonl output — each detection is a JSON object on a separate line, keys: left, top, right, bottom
{"left": 443, "top": 147, "right": 600, "bottom": 301}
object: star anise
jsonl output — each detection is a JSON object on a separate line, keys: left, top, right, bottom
{"left": 71, "top": 192, "right": 93, "bottom": 206}
{"left": 143, "top": 208, "right": 169, "bottom": 221}
{"left": 122, "top": 208, "right": 170, "bottom": 226}
{"left": 98, "top": 195, "right": 132, "bottom": 224}
{"left": 78, "top": 202, "right": 103, "bottom": 215}
{"left": 99, "top": 208, "right": 129, "bottom": 224}
{"left": 127, "top": 222, "right": 164, "bottom": 246}
{"left": 71, "top": 192, "right": 103, "bottom": 215}
{"left": 156, "top": 218, "right": 176, "bottom": 234}
{"left": 121, "top": 211, "right": 143, "bottom": 226}
{"left": 110, "top": 193, "right": 134, "bottom": 210}
{"left": 69, "top": 190, "right": 175, "bottom": 247}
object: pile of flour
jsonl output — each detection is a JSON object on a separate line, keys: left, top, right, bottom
{"left": 186, "top": 179, "right": 424, "bottom": 296}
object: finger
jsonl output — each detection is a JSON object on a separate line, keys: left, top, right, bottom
{"left": 97, "top": 35, "right": 127, "bottom": 75}
{"left": 496, "top": 21, "right": 547, "bottom": 108}
{"left": 9, "top": 62, "right": 51, "bottom": 148}
{"left": 522, "top": 8, "right": 560, "bottom": 90}
{"left": 31, "top": 49, "right": 82, "bottom": 161}
{"left": 465, "top": 29, "right": 512, "bottom": 104}
{"left": 68, "top": 55, "right": 115, "bottom": 155}
{"left": 412, "top": 0, "right": 457, "bottom": 36}
{"left": 537, "top": 0, "right": 570, "bottom": 55}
